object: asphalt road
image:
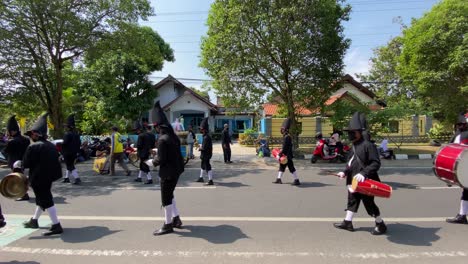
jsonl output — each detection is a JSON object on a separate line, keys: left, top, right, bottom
{"left": 1, "top": 159, "right": 467, "bottom": 264}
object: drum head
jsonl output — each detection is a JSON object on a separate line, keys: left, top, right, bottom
{"left": 456, "top": 149, "right": 468, "bottom": 188}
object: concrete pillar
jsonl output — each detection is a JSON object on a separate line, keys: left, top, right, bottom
{"left": 425, "top": 116, "right": 433, "bottom": 134}
{"left": 412, "top": 115, "right": 419, "bottom": 136}
{"left": 316, "top": 117, "right": 322, "bottom": 134}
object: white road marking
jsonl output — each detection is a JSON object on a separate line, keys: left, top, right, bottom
{"left": 103, "top": 186, "right": 216, "bottom": 190}
{"left": 4, "top": 215, "right": 452, "bottom": 222}
{"left": 1, "top": 247, "right": 467, "bottom": 259}
{"left": 417, "top": 186, "right": 461, "bottom": 190}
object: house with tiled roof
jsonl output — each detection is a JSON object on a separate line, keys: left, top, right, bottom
{"left": 145, "top": 75, "right": 255, "bottom": 133}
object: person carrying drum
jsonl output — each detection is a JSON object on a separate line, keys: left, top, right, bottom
{"left": 134, "top": 122, "right": 155, "bottom": 184}
{"left": 152, "top": 101, "right": 185, "bottom": 235}
{"left": 4, "top": 115, "right": 31, "bottom": 201}
{"left": 272, "top": 118, "right": 301, "bottom": 185}
{"left": 196, "top": 117, "right": 214, "bottom": 185}
{"left": 334, "top": 112, "right": 387, "bottom": 235}
{"left": 446, "top": 113, "right": 468, "bottom": 224}
{"left": 22, "top": 114, "right": 64, "bottom": 236}
{"left": 62, "top": 114, "right": 81, "bottom": 184}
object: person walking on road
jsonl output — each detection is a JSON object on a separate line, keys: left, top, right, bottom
{"left": 134, "top": 122, "right": 155, "bottom": 184}
{"left": 61, "top": 114, "right": 81, "bottom": 184}
{"left": 222, "top": 123, "right": 233, "bottom": 163}
{"left": 196, "top": 118, "right": 214, "bottom": 185}
{"left": 152, "top": 101, "right": 185, "bottom": 236}
{"left": 272, "top": 118, "right": 301, "bottom": 185}
{"left": 186, "top": 125, "right": 195, "bottom": 159}
{"left": 110, "top": 126, "right": 131, "bottom": 177}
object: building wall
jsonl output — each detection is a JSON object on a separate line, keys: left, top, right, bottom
{"left": 155, "top": 82, "right": 178, "bottom": 107}
{"left": 334, "top": 83, "right": 375, "bottom": 104}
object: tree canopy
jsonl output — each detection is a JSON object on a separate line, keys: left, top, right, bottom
{"left": 200, "top": 0, "right": 350, "bottom": 139}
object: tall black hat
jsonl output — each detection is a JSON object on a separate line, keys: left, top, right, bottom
{"left": 6, "top": 115, "right": 20, "bottom": 132}
{"left": 457, "top": 112, "right": 467, "bottom": 124}
{"left": 281, "top": 118, "right": 291, "bottom": 130}
{"left": 344, "top": 112, "right": 366, "bottom": 131}
{"left": 153, "top": 101, "right": 171, "bottom": 128}
{"left": 65, "top": 114, "right": 75, "bottom": 128}
{"left": 132, "top": 120, "right": 142, "bottom": 131}
{"left": 26, "top": 113, "right": 48, "bottom": 136}
{"left": 200, "top": 117, "right": 209, "bottom": 131}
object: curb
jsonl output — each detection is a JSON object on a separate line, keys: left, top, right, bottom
{"left": 395, "top": 154, "right": 435, "bottom": 160}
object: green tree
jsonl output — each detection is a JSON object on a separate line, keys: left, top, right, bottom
{"left": 397, "top": 0, "right": 468, "bottom": 123}
{"left": 200, "top": 0, "right": 350, "bottom": 144}
{"left": 0, "top": 0, "right": 153, "bottom": 137}
{"left": 79, "top": 24, "right": 174, "bottom": 127}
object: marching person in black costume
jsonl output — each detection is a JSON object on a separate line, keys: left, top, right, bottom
{"left": 134, "top": 122, "right": 156, "bottom": 184}
{"left": 273, "top": 118, "right": 301, "bottom": 185}
{"left": 222, "top": 123, "right": 233, "bottom": 163}
{"left": 334, "top": 112, "right": 387, "bottom": 235}
{"left": 22, "top": 114, "right": 64, "bottom": 236}
{"left": 62, "top": 114, "right": 81, "bottom": 184}
{"left": 4, "top": 115, "right": 31, "bottom": 201}
{"left": 152, "top": 101, "right": 185, "bottom": 235}
{"left": 196, "top": 117, "right": 214, "bottom": 185}
{"left": 446, "top": 112, "right": 468, "bottom": 224}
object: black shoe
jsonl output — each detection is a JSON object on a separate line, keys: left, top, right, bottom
{"left": 292, "top": 179, "right": 301, "bottom": 186}
{"left": 446, "top": 214, "right": 468, "bottom": 224}
{"left": 23, "top": 218, "right": 39, "bottom": 229}
{"left": 153, "top": 223, "right": 174, "bottom": 236}
{"left": 172, "top": 216, "right": 183, "bottom": 229}
{"left": 0, "top": 220, "right": 5, "bottom": 229}
{"left": 227, "top": 161, "right": 233, "bottom": 164}
{"left": 134, "top": 178, "right": 142, "bottom": 182}
{"left": 205, "top": 180, "right": 214, "bottom": 186}
{"left": 273, "top": 179, "right": 282, "bottom": 184}
{"left": 62, "top": 178, "right": 70, "bottom": 183}
{"left": 144, "top": 179, "right": 153, "bottom": 185}
{"left": 371, "top": 221, "right": 387, "bottom": 235}
{"left": 196, "top": 177, "right": 204, "bottom": 183}
{"left": 43, "top": 223, "right": 63, "bottom": 236}
{"left": 73, "top": 178, "right": 81, "bottom": 185}
{"left": 126, "top": 171, "right": 132, "bottom": 176}
{"left": 333, "top": 220, "right": 354, "bottom": 232}
{"left": 16, "top": 193, "right": 30, "bottom": 201}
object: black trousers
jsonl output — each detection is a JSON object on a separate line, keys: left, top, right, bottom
{"left": 63, "top": 153, "right": 76, "bottom": 171}
{"left": 462, "top": 189, "right": 468, "bottom": 201}
{"left": 32, "top": 182, "right": 54, "bottom": 210}
{"left": 139, "top": 154, "right": 150, "bottom": 173}
{"left": 201, "top": 158, "right": 212, "bottom": 171}
{"left": 279, "top": 158, "right": 296, "bottom": 173}
{"left": 0, "top": 203, "right": 4, "bottom": 221}
{"left": 347, "top": 191, "right": 381, "bottom": 217}
{"left": 222, "top": 144, "right": 231, "bottom": 162}
{"left": 161, "top": 178, "right": 178, "bottom": 206}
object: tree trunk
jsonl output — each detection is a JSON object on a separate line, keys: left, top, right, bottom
{"left": 49, "top": 62, "right": 64, "bottom": 139}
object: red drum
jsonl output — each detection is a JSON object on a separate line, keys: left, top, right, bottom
{"left": 351, "top": 178, "right": 392, "bottom": 198}
{"left": 272, "top": 148, "right": 288, "bottom": 165}
{"left": 433, "top": 144, "right": 468, "bottom": 188}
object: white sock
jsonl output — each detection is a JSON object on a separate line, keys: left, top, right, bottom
{"left": 172, "top": 199, "right": 179, "bottom": 217}
{"left": 33, "top": 206, "right": 43, "bottom": 220}
{"left": 345, "top": 210, "right": 354, "bottom": 221}
{"left": 46, "top": 205, "right": 59, "bottom": 225}
{"left": 208, "top": 170, "right": 213, "bottom": 181}
{"left": 277, "top": 171, "right": 283, "bottom": 179}
{"left": 64, "top": 170, "right": 70, "bottom": 179}
{"left": 375, "top": 216, "right": 383, "bottom": 223}
{"left": 199, "top": 169, "right": 205, "bottom": 178}
{"left": 292, "top": 171, "right": 298, "bottom": 180}
{"left": 138, "top": 170, "right": 144, "bottom": 179}
{"left": 164, "top": 205, "right": 173, "bottom": 224}
{"left": 146, "top": 172, "right": 152, "bottom": 180}
{"left": 460, "top": 200, "right": 468, "bottom": 215}
{"left": 72, "top": 169, "right": 79, "bottom": 179}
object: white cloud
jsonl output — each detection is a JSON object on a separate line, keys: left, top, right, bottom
{"left": 344, "top": 47, "right": 371, "bottom": 77}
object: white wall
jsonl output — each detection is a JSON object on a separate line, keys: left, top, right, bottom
{"left": 334, "top": 83, "right": 375, "bottom": 104}
{"left": 155, "top": 82, "right": 178, "bottom": 107}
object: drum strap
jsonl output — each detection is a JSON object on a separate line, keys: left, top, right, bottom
{"left": 352, "top": 146, "right": 365, "bottom": 171}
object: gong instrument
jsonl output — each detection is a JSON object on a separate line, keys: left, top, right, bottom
{"left": 0, "top": 172, "right": 28, "bottom": 199}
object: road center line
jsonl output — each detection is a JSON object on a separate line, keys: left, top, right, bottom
{"left": 1, "top": 247, "right": 466, "bottom": 259}
{"left": 4, "top": 215, "right": 452, "bottom": 222}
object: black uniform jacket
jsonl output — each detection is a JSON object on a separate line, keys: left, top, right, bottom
{"left": 62, "top": 131, "right": 81, "bottom": 155}
{"left": 4, "top": 134, "right": 30, "bottom": 168}
{"left": 279, "top": 134, "right": 294, "bottom": 159}
{"left": 450, "top": 130, "right": 468, "bottom": 144}
{"left": 344, "top": 138, "right": 381, "bottom": 185}
{"left": 155, "top": 133, "right": 184, "bottom": 180}
{"left": 221, "top": 129, "right": 231, "bottom": 145}
{"left": 23, "top": 139, "right": 62, "bottom": 188}
{"left": 200, "top": 134, "right": 213, "bottom": 160}
{"left": 137, "top": 132, "right": 155, "bottom": 158}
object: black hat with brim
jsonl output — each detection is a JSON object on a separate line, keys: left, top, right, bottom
{"left": 26, "top": 113, "right": 48, "bottom": 137}
{"left": 7, "top": 115, "right": 20, "bottom": 132}
{"left": 281, "top": 118, "right": 291, "bottom": 130}
{"left": 344, "top": 112, "right": 365, "bottom": 131}
{"left": 153, "top": 101, "right": 172, "bottom": 129}
{"left": 199, "top": 117, "right": 209, "bottom": 131}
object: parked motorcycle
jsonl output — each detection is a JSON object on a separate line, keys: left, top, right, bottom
{"left": 311, "top": 133, "right": 349, "bottom": 163}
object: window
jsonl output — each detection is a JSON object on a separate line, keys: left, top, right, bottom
{"left": 382, "top": 121, "right": 399, "bottom": 133}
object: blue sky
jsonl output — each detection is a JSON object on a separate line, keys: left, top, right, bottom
{"left": 141, "top": 0, "right": 441, "bottom": 90}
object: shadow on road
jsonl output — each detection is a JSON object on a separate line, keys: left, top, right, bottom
{"left": 176, "top": 224, "right": 249, "bottom": 244}
{"left": 28, "top": 226, "right": 121, "bottom": 243}
{"left": 0, "top": 262, "right": 41, "bottom": 264}
{"left": 215, "top": 182, "right": 250, "bottom": 188}
{"left": 357, "top": 223, "right": 440, "bottom": 246}
{"left": 296, "top": 182, "right": 333, "bottom": 188}
{"left": 383, "top": 181, "right": 419, "bottom": 190}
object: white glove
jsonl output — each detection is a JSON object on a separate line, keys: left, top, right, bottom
{"left": 347, "top": 185, "right": 355, "bottom": 193}
{"left": 337, "top": 172, "right": 345, "bottom": 178}
{"left": 353, "top": 173, "right": 366, "bottom": 182}
{"left": 276, "top": 156, "right": 281, "bottom": 161}
{"left": 13, "top": 160, "right": 22, "bottom": 169}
